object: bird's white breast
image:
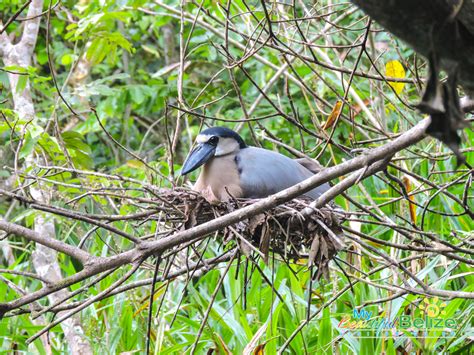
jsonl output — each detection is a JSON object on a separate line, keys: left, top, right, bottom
{"left": 193, "top": 153, "right": 243, "bottom": 202}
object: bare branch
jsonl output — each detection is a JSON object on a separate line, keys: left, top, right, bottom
{"left": 0, "top": 219, "right": 91, "bottom": 264}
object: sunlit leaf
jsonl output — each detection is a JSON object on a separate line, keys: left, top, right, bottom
{"left": 323, "top": 100, "right": 342, "bottom": 130}
{"left": 402, "top": 176, "right": 417, "bottom": 224}
{"left": 385, "top": 60, "right": 406, "bottom": 94}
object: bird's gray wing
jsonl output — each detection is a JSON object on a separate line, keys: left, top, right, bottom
{"left": 237, "top": 147, "right": 330, "bottom": 199}
{"left": 294, "top": 157, "right": 323, "bottom": 174}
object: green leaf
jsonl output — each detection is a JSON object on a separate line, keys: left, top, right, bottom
{"left": 317, "top": 307, "right": 333, "bottom": 354}
{"left": 62, "top": 131, "right": 91, "bottom": 154}
{"left": 28, "top": 122, "right": 44, "bottom": 139}
{"left": 19, "top": 133, "right": 37, "bottom": 159}
{"left": 16, "top": 74, "right": 28, "bottom": 94}
{"left": 86, "top": 37, "right": 108, "bottom": 64}
{"left": 61, "top": 53, "right": 75, "bottom": 66}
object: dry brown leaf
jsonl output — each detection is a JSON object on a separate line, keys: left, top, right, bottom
{"left": 184, "top": 200, "right": 202, "bottom": 229}
{"left": 320, "top": 237, "right": 328, "bottom": 259}
{"left": 253, "top": 344, "right": 265, "bottom": 355}
{"left": 249, "top": 213, "right": 266, "bottom": 234}
{"left": 351, "top": 98, "right": 371, "bottom": 118}
{"left": 238, "top": 239, "right": 252, "bottom": 258}
{"left": 243, "top": 323, "right": 268, "bottom": 355}
{"left": 322, "top": 100, "right": 342, "bottom": 130}
{"left": 402, "top": 176, "right": 417, "bottom": 225}
{"left": 213, "top": 332, "right": 232, "bottom": 355}
{"left": 259, "top": 223, "right": 271, "bottom": 265}
{"left": 308, "top": 235, "right": 320, "bottom": 267}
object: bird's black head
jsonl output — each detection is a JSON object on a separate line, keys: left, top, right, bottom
{"left": 181, "top": 126, "right": 247, "bottom": 175}
{"left": 199, "top": 126, "right": 247, "bottom": 149}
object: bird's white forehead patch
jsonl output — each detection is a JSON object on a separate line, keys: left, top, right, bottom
{"left": 196, "top": 134, "right": 212, "bottom": 144}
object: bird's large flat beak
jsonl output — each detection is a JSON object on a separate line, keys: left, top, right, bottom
{"left": 181, "top": 143, "right": 216, "bottom": 175}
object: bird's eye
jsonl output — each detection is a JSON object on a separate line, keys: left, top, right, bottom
{"left": 208, "top": 136, "right": 219, "bottom": 145}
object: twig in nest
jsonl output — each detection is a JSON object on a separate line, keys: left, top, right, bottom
{"left": 176, "top": 190, "right": 345, "bottom": 280}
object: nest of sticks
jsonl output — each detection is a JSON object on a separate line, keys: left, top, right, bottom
{"left": 153, "top": 189, "right": 345, "bottom": 279}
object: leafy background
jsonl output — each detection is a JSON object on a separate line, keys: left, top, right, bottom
{"left": 0, "top": 0, "right": 472, "bottom": 353}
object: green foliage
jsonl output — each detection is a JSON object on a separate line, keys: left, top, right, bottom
{"left": 0, "top": 0, "right": 472, "bottom": 354}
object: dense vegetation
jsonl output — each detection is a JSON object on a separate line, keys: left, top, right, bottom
{"left": 0, "top": 1, "right": 472, "bottom": 353}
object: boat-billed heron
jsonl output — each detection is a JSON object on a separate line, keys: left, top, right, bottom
{"left": 181, "top": 127, "right": 330, "bottom": 202}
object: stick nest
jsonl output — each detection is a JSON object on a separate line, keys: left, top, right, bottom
{"left": 155, "top": 189, "right": 345, "bottom": 279}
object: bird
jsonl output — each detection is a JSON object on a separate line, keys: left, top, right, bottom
{"left": 181, "top": 126, "right": 330, "bottom": 203}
